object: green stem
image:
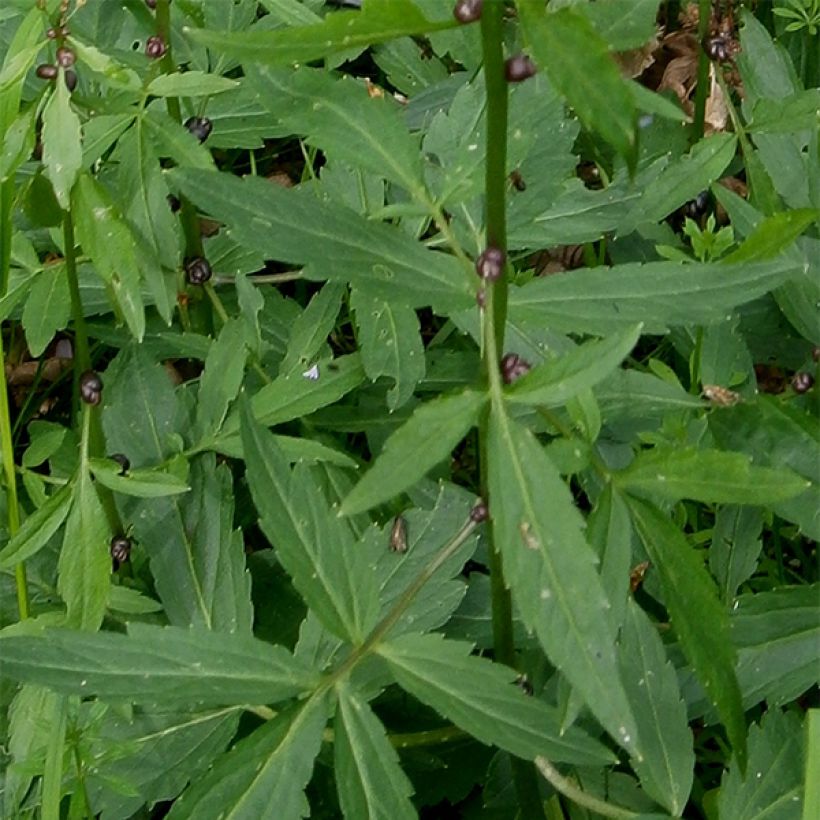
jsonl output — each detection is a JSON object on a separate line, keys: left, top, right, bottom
{"left": 692, "top": 0, "right": 712, "bottom": 141}
{"left": 535, "top": 757, "right": 638, "bottom": 819}
{"left": 479, "top": 7, "right": 545, "bottom": 819}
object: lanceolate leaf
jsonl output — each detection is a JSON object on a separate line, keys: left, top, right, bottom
{"left": 626, "top": 496, "right": 746, "bottom": 769}
{"left": 0, "top": 623, "right": 317, "bottom": 706}
{"left": 506, "top": 324, "right": 641, "bottom": 407}
{"left": 187, "top": 0, "right": 455, "bottom": 66}
{"left": 241, "top": 395, "right": 379, "bottom": 643}
{"left": 723, "top": 209, "right": 820, "bottom": 263}
{"left": 57, "top": 468, "right": 111, "bottom": 631}
{"left": 21, "top": 264, "right": 70, "bottom": 357}
{"left": 518, "top": 2, "right": 637, "bottom": 169}
{"left": 340, "top": 390, "right": 486, "bottom": 516}
{"left": 334, "top": 683, "right": 416, "bottom": 820}
{"left": 487, "top": 403, "right": 639, "bottom": 756}
{"left": 509, "top": 257, "right": 800, "bottom": 335}
{"left": 378, "top": 633, "right": 615, "bottom": 766}
{"left": 41, "top": 76, "right": 81, "bottom": 209}
{"left": 167, "top": 696, "right": 329, "bottom": 820}
{"left": 88, "top": 458, "right": 190, "bottom": 498}
{"left": 615, "top": 447, "right": 809, "bottom": 505}
{"left": 619, "top": 599, "right": 694, "bottom": 816}
{"left": 168, "top": 168, "right": 473, "bottom": 313}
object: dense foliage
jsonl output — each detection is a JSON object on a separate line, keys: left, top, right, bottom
{"left": 0, "top": 1, "right": 818, "bottom": 817}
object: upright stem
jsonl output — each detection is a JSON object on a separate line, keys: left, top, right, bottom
{"left": 479, "top": 7, "right": 546, "bottom": 818}
{"left": 692, "top": 0, "right": 712, "bottom": 141}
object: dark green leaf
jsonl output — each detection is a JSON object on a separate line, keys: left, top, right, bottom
{"left": 0, "top": 623, "right": 317, "bottom": 706}
{"left": 340, "top": 390, "right": 486, "bottom": 516}
{"left": 487, "top": 405, "right": 639, "bottom": 755}
{"left": 379, "top": 633, "right": 615, "bottom": 766}
{"left": 241, "top": 396, "right": 379, "bottom": 642}
{"left": 627, "top": 496, "right": 746, "bottom": 769}
{"left": 167, "top": 696, "right": 329, "bottom": 820}
{"left": 21, "top": 267, "right": 70, "bottom": 357}
{"left": 334, "top": 683, "right": 416, "bottom": 820}
{"left": 708, "top": 506, "right": 763, "bottom": 603}
{"left": 187, "top": 0, "right": 455, "bottom": 66}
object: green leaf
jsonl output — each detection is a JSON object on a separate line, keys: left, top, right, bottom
{"left": 57, "top": 469, "right": 111, "bottom": 631}
{"left": 167, "top": 696, "right": 328, "bottom": 820}
{"left": 626, "top": 496, "right": 746, "bottom": 769}
{"left": 509, "top": 257, "right": 800, "bottom": 335}
{"left": 615, "top": 447, "right": 809, "bottom": 505}
{"left": 519, "top": 2, "right": 637, "bottom": 169}
{"left": 718, "top": 710, "right": 804, "bottom": 820}
{"left": 351, "top": 286, "right": 425, "bottom": 411}
{"left": 20, "top": 267, "right": 70, "bottom": 357}
{"left": 582, "top": 0, "right": 661, "bottom": 50}
{"left": 187, "top": 0, "right": 455, "bottom": 66}
{"left": 147, "top": 71, "right": 238, "bottom": 97}
{"left": 487, "top": 404, "right": 639, "bottom": 755}
{"left": 334, "top": 683, "right": 416, "bottom": 820}
{"left": 747, "top": 90, "right": 820, "bottom": 133}
{"left": 805, "top": 710, "right": 820, "bottom": 820}
{"left": 618, "top": 134, "right": 738, "bottom": 234}
{"left": 88, "top": 458, "right": 191, "bottom": 498}
{"left": 379, "top": 633, "right": 615, "bottom": 766}
{"left": 72, "top": 173, "right": 146, "bottom": 340}
{"left": 507, "top": 324, "right": 641, "bottom": 407}
{"left": 0, "top": 104, "right": 37, "bottom": 179}
{"left": 41, "top": 77, "right": 82, "bottom": 209}
{"left": 194, "top": 317, "right": 248, "bottom": 439}
{"left": 0, "top": 483, "right": 73, "bottom": 569}
{"left": 241, "top": 395, "right": 379, "bottom": 642}
{"left": 142, "top": 108, "right": 215, "bottom": 170}
{"left": 723, "top": 209, "right": 820, "bottom": 263}
{"left": 168, "top": 168, "right": 473, "bottom": 313}
{"left": 340, "top": 390, "right": 486, "bottom": 516}
{"left": 0, "top": 623, "right": 317, "bottom": 706}
{"left": 248, "top": 66, "right": 426, "bottom": 198}
{"left": 619, "top": 599, "right": 694, "bottom": 815}
{"left": 708, "top": 506, "right": 763, "bottom": 603}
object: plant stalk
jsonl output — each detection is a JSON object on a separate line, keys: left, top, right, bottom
{"left": 479, "top": 6, "right": 546, "bottom": 818}
{"left": 692, "top": 0, "right": 712, "bottom": 140}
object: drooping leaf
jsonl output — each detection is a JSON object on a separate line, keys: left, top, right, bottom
{"left": 518, "top": 2, "right": 637, "bottom": 169}
{"left": 508, "top": 257, "right": 801, "bottom": 335}
{"left": 506, "top": 324, "right": 641, "bottom": 407}
{"left": 619, "top": 599, "right": 694, "bottom": 816}
{"left": 41, "top": 77, "right": 82, "bottom": 209}
{"left": 167, "top": 696, "right": 329, "bottom": 820}
{"left": 168, "top": 168, "right": 473, "bottom": 313}
{"left": 626, "top": 496, "right": 746, "bottom": 769}
{"left": 0, "top": 623, "right": 317, "bottom": 706}
{"left": 487, "top": 403, "right": 639, "bottom": 755}
{"left": 615, "top": 447, "right": 809, "bottom": 505}
{"left": 718, "top": 709, "right": 804, "bottom": 820}
{"left": 187, "top": 0, "right": 456, "bottom": 66}
{"left": 340, "top": 390, "right": 486, "bottom": 516}
{"left": 72, "top": 173, "right": 146, "bottom": 340}
{"left": 57, "top": 469, "right": 111, "bottom": 631}
{"left": 334, "top": 683, "right": 416, "bottom": 820}
{"left": 378, "top": 633, "right": 615, "bottom": 766}
{"left": 241, "top": 395, "right": 379, "bottom": 643}
{"left": 351, "top": 286, "right": 425, "bottom": 411}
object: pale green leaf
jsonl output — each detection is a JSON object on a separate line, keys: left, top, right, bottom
{"left": 616, "top": 447, "right": 810, "bottom": 505}
{"left": 378, "top": 633, "right": 615, "bottom": 766}
{"left": 108, "top": 585, "right": 163, "bottom": 614}
{"left": 508, "top": 257, "right": 800, "bottom": 335}
{"left": 487, "top": 404, "right": 639, "bottom": 755}
{"left": 241, "top": 396, "right": 379, "bottom": 642}
{"left": 168, "top": 168, "right": 473, "bottom": 313}
{"left": 627, "top": 496, "right": 746, "bottom": 768}
{"left": 340, "top": 390, "right": 486, "bottom": 516}
{"left": 723, "top": 209, "right": 820, "bottom": 263}
{"left": 57, "top": 469, "right": 111, "bottom": 631}
{"left": 507, "top": 324, "right": 641, "bottom": 407}
{"left": 582, "top": 0, "right": 661, "bottom": 50}
{"left": 0, "top": 622, "right": 317, "bottom": 705}
{"left": 519, "top": 2, "right": 637, "bottom": 168}
{"left": 41, "top": 77, "right": 82, "bottom": 209}
{"left": 167, "top": 696, "right": 328, "bottom": 820}
{"left": 186, "top": 0, "right": 455, "bottom": 66}
{"left": 719, "top": 710, "right": 804, "bottom": 820}
{"left": 0, "top": 104, "right": 37, "bottom": 179}
{"left": 147, "top": 71, "right": 238, "bottom": 97}
{"left": 620, "top": 599, "right": 694, "bottom": 815}
{"left": 68, "top": 38, "right": 141, "bottom": 89}
{"left": 88, "top": 458, "right": 191, "bottom": 498}
{"left": 0, "top": 483, "right": 73, "bottom": 569}
{"left": 335, "top": 683, "right": 416, "bottom": 820}
{"left": 351, "top": 286, "right": 425, "bottom": 411}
